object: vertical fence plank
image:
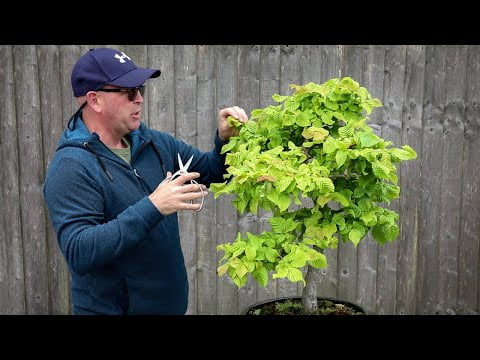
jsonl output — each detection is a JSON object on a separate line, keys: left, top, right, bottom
{"left": 299, "top": 45, "right": 341, "bottom": 299}
{"left": 37, "top": 45, "right": 71, "bottom": 314}
{"left": 396, "top": 45, "right": 425, "bottom": 315}
{"left": 13, "top": 45, "right": 49, "bottom": 314}
{"left": 436, "top": 45, "right": 468, "bottom": 315}
{"left": 148, "top": 45, "right": 175, "bottom": 135}
{"left": 196, "top": 45, "right": 218, "bottom": 314}
{"left": 236, "top": 45, "right": 261, "bottom": 314}
{"left": 375, "top": 45, "right": 406, "bottom": 315}
{"left": 59, "top": 45, "right": 81, "bottom": 127}
{"left": 417, "top": 45, "right": 447, "bottom": 314}
{"left": 256, "top": 45, "right": 281, "bottom": 303}
{"left": 458, "top": 45, "right": 480, "bottom": 315}
{"left": 175, "top": 45, "right": 198, "bottom": 314}
{"left": 215, "top": 45, "right": 239, "bottom": 314}
{"left": 338, "top": 45, "right": 363, "bottom": 305}
{"left": 0, "top": 45, "right": 26, "bottom": 314}
{"left": 356, "top": 45, "right": 385, "bottom": 314}
{"left": 278, "top": 44, "right": 303, "bottom": 298}
{"left": 57, "top": 45, "right": 82, "bottom": 314}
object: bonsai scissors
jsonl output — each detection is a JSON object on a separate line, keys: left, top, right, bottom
{"left": 160, "top": 153, "right": 205, "bottom": 211}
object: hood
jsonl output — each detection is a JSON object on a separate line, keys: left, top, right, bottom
{"left": 56, "top": 113, "right": 153, "bottom": 181}
{"left": 57, "top": 113, "right": 151, "bottom": 157}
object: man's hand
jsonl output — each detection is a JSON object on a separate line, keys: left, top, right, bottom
{"left": 149, "top": 172, "right": 207, "bottom": 215}
{"left": 218, "top": 106, "right": 248, "bottom": 142}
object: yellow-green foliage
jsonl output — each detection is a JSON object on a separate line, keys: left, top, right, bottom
{"left": 211, "top": 77, "right": 417, "bottom": 288}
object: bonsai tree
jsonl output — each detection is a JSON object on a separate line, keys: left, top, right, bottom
{"left": 210, "top": 77, "right": 417, "bottom": 314}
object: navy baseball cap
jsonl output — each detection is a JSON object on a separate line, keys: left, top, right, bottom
{"left": 71, "top": 48, "right": 161, "bottom": 97}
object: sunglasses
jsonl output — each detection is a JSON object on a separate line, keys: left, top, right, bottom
{"left": 96, "top": 85, "right": 145, "bottom": 101}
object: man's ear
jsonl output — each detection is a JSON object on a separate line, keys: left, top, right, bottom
{"left": 85, "top": 91, "right": 102, "bottom": 113}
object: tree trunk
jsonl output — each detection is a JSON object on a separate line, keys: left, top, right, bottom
{"left": 302, "top": 264, "right": 323, "bottom": 314}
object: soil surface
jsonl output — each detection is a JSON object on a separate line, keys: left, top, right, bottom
{"left": 246, "top": 298, "right": 365, "bottom": 315}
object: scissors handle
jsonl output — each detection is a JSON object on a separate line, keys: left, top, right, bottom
{"left": 158, "top": 174, "right": 205, "bottom": 212}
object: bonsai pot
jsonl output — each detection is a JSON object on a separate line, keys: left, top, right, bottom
{"left": 243, "top": 296, "right": 366, "bottom": 315}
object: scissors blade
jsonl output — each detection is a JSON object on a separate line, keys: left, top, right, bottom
{"left": 183, "top": 154, "right": 194, "bottom": 171}
{"left": 177, "top": 153, "right": 184, "bottom": 170}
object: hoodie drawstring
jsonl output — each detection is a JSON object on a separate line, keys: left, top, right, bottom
{"left": 83, "top": 141, "right": 114, "bottom": 181}
{"left": 82, "top": 139, "right": 166, "bottom": 183}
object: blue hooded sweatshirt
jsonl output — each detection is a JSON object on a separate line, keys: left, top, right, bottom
{"left": 43, "top": 116, "right": 228, "bottom": 315}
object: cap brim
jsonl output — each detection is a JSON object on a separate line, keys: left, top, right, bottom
{"left": 108, "top": 67, "right": 161, "bottom": 88}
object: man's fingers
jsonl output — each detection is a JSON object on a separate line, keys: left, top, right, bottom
{"left": 171, "top": 172, "right": 200, "bottom": 185}
{"left": 178, "top": 190, "right": 207, "bottom": 202}
{"left": 220, "top": 106, "right": 249, "bottom": 123}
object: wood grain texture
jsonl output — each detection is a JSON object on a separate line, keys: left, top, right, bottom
{"left": 355, "top": 46, "right": 385, "bottom": 315}
{"left": 459, "top": 45, "right": 480, "bottom": 315}
{"left": 300, "top": 45, "right": 343, "bottom": 299}
{"left": 195, "top": 45, "right": 218, "bottom": 314}
{"left": 437, "top": 45, "right": 468, "bottom": 315}
{"left": 375, "top": 45, "right": 406, "bottom": 315}
{"left": 37, "top": 45, "right": 70, "bottom": 314}
{"left": 13, "top": 45, "right": 49, "bottom": 314}
{"left": 175, "top": 45, "right": 198, "bottom": 314}
{"left": 396, "top": 45, "right": 425, "bottom": 315}
{"left": 215, "top": 45, "right": 239, "bottom": 314}
{"left": 278, "top": 45, "right": 303, "bottom": 298}
{"left": 236, "top": 45, "right": 261, "bottom": 314}
{"left": 0, "top": 45, "right": 25, "bottom": 314}
{"left": 417, "top": 45, "right": 447, "bottom": 314}
{"left": 256, "top": 45, "right": 281, "bottom": 303}
{"left": 148, "top": 45, "right": 175, "bottom": 135}
{"left": 337, "top": 45, "right": 363, "bottom": 305}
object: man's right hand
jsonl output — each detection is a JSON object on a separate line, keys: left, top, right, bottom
{"left": 148, "top": 172, "right": 207, "bottom": 215}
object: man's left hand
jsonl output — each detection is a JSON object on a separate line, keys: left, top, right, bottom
{"left": 217, "top": 106, "right": 248, "bottom": 142}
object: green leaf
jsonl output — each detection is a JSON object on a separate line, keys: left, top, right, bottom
{"left": 249, "top": 197, "right": 259, "bottom": 214}
{"left": 358, "top": 132, "right": 379, "bottom": 148}
{"left": 308, "top": 253, "right": 327, "bottom": 268}
{"left": 338, "top": 125, "right": 354, "bottom": 138}
{"left": 272, "top": 94, "right": 288, "bottom": 102}
{"left": 287, "top": 268, "right": 305, "bottom": 284}
{"left": 233, "top": 275, "right": 248, "bottom": 288}
{"left": 265, "top": 248, "right": 279, "bottom": 262}
{"left": 284, "top": 98, "right": 300, "bottom": 111}
{"left": 348, "top": 228, "right": 363, "bottom": 246}
{"left": 245, "top": 246, "right": 257, "bottom": 261}
{"left": 221, "top": 140, "right": 237, "bottom": 154}
{"left": 277, "top": 193, "right": 291, "bottom": 212}
{"left": 330, "top": 192, "right": 350, "bottom": 207}
{"left": 276, "top": 177, "right": 294, "bottom": 193}
{"left": 253, "top": 267, "right": 269, "bottom": 287}
{"left": 385, "top": 224, "right": 399, "bottom": 242}
{"left": 217, "top": 263, "right": 229, "bottom": 276}
{"left": 323, "top": 137, "right": 337, "bottom": 154}
{"left": 270, "top": 217, "right": 286, "bottom": 233}
{"left": 273, "top": 265, "right": 288, "bottom": 279}
{"left": 317, "top": 177, "right": 335, "bottom": 193}
{"left": 335, "top": 150, "right": 348, "bottom": 168}
{"left": 372, "top": 161, "right": 390, "bottom": 179}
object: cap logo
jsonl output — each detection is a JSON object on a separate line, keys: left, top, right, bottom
{"left": 114, "top": 52, "right": 131, "bottom": 64}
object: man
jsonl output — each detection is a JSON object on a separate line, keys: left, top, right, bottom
{"left": 43, "top": 47, "right": 248, "bottom": 315}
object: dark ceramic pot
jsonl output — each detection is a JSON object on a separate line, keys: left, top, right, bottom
{"left": 242, "top": 295, "right": 366, "bottom": 315}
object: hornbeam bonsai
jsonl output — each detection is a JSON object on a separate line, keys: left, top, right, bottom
{"left": 211, "top": 77, "right": 417, "bottom": 314}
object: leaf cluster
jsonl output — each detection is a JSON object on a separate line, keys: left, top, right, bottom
{"left": 211, "top": 77, "right": 417, "bottom": 288}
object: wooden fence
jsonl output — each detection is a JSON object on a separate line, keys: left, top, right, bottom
{"left": 0, "top": 45, "right": 479, "bottom": 315}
